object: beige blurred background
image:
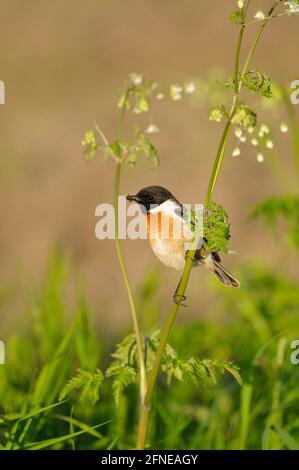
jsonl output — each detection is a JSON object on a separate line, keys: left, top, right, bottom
{"left": 0, "top": 0, "right": 298, "bottom": 333}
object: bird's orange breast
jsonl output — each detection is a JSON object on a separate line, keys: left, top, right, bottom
{"left": 146, "top": 210, "right": 188, "bottom": 270}
{"left": 147, "top": 211, "right": 178, "bottom": 240}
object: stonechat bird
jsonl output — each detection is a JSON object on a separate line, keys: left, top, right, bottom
{"left": 127, "top": 185, "right": 240, "bottom": 303}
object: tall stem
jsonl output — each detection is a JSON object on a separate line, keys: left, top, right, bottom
{"left": 240, "top": 1, "right": 283, "bottom": 86}
{"left": 113, "top": 164, "right": 147, "bottom": 403}
{"left": 135, "top": 0, "right": 282, "bottom": 450}
{"left": 114, "top": 92, "right": 147, "bottom": 406}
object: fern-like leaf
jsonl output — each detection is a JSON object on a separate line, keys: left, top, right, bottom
{"left": 60, "top": 368, "right": 103, "bottom": 405}
{"left": 106, "top": 365, "right": 137, "bottom": 406}
{"left": 105, "top": 334, "right": 139, "bottom": 405}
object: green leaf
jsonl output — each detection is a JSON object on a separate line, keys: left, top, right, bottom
{"left": 239, "top": 383, "right": 253, "bottom": 449}
{"left": 108, "top": 333, "right": 138, "bottom": 367}
{"left": 4, "top": 400, "right": 69, "bottom": 423}
{"left": 23, "top": 421, "right": 111, "bottom": 450}
{"left": 105, "top": 334, "right": 138, "bottom": 405}
{"left": 60, "top": 368, "right": 104, "bottom": 405}
{"left": 271, "top": 426, "right": 299, "bottom": 450}
{"left": 204, "top": 202, "right": 231, "bottom": 253}
{"left": 167, "top": 356, "right": 242, "bottom": 388}
{"left": 217, "top": 77, "right": 234, "bottom": 89}
{"left": 124, "top": 152, "right": 137, "bottom": 167}
{"left": 105, "top": 331, "right": 241, "bottom": 405}
{"left": 32, "top": 321, "right": 76, "bottom": 405}
{"left": 109, "top": 140, "right": 122, "bottom": 158}
{"left": 230, "top": 10, "right": 243, "bottom": 26}
{"left": 146, "top": 331, "right": 241, "bottom": 388}
{"left": 109, "top": 367, "right": 137, "bottom": 406}
{"left": 139, "top": 134, "right": 159, "bottom": 167}
{"left": 243, "top": 71, "right": 273, "bottom": 98}
{"left": 54, "top": 414, "right": 105, "bottom": 440}
{"left": 124, "top": 132, "right": 159, "bottom": 168}
{"left": 224, "top": 363, "right": 243, "bottom": 386}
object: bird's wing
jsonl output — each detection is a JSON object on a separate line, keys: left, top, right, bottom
{"left": 181, "top": 207, "right": 205, "bottom": 249}
{"left": 182, "top": 207, "right": 221, "bottom": 261}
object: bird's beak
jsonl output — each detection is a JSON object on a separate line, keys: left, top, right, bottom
{"left": 126, "top": 194, "right": 142, "bottom": 203}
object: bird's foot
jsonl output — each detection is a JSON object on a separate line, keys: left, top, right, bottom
{"left": 173, "top": 293, "right": 187, "bottom": 307}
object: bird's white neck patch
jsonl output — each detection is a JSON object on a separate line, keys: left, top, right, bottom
{"left": 148, "top": 199, "right": 181, "bottom": 216}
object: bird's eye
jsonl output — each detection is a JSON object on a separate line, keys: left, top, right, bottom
{"left": 147, "top": 194, "right": 154, "bottom": 202}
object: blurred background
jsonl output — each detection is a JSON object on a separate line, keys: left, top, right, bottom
{"left": 1, "top": 0, "right": 299, "bottom": 451}
{"left": 0, "top": 0, "right": 298, "bottom": 335}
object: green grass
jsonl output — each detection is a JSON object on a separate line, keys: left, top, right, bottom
{"left": 1, "top": 253, "right": 299, "bottom": 450}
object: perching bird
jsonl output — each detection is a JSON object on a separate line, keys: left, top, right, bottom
{"left": 127, "top": 186, "right": 240, "bottom": 302}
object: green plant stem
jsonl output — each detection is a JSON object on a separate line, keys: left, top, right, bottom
{"left": 234, "top": 0, "right": 251, "bottom": 95}
{"left": 205, "top": 121, "right": 232, "bottom": 206}
{"left": 240, "top": 1, "right": 283, "bottom": 89}
{"left": 114, "top": 93, "right": 147, "bottom": 407}
{"left": 136, "top": 0, "right": 283, "bottom": 450}
{"left": 113, "top": 164, "right": 147, "bottom": 404}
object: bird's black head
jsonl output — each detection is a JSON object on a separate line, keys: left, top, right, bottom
{"left": 127, "top": 186, "right": 178, "bottom": 212}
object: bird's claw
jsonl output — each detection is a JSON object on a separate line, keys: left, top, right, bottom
{"left": 173, "top": 294, "right": 187, "bottom": 307}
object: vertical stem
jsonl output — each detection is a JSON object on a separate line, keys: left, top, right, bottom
{"left": 204, "top": 121, "right": 232, "bottom": 206}
{"left": 136, "top": 261, "right": 193, "bottom": 449}
{"left": 135, "top": 0, "right": 283, "bottom": 450}
{"left": 136, "top": 403, "right": 151, "bottom": 449}
{"left": 234, "top": 1, "right": 249, "bottom": 95}
{"left": 240, "top": 0, "right": 283, "bottom": 85}
{"left": 114, "top": 90, "right": 147, "bottom": 411}
{"left": 113, "top": 164, "right": 147, "bottom": 404}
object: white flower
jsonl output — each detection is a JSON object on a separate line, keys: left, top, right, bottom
{"left": 254, "top": 10, "right": 266, "bottom": 20}
{"left": 247, "top": 126, "right": 255, "bottom": 134}
{"left": 266, "top": 139, "right": 274, "bottom": 149}
{"left": 234, "top": 127, "right": 247, "bottom": 143}
{"left": 237, "top": 0, "right": 245, "bottom": 8}
{"left": 257, "top": 152, "right": 264, "bottom": 163}
{"left": 170, "top": 84, "right": 183, "bottom": 101}
{"left": 280, "top": 122, "right": 289, "bottom": 133}
{"left": 232, "top": 147, "right": 241, "bottom": 157}
{"left": 284, "top": 1, "right": 299, "bottom": 13}
{"left": 145, "top": 123, "right": 160, "bottom": 134}
{"left": 130, "top": 73, "right": 143, "bottom": 86}
{"left": 184, "top": 81, "right": 196, "bottom": 94}
{"left": 235, "top": 127, "right": 243, "bottom": 139}
{"left": 156, "top": 92, "right": 165, "bottom": 100}
{"left": 251, "top": 138, "right": 258, "bottom": 146}
{"left": 259, "top": 124, "right": 270, "bottom": 136}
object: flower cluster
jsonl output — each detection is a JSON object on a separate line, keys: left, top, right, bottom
{"left": 232, "top": 121, "right": 288, "bottom": 163}
{"left": 117, "top": 73, "right": 197, "bottom": 136}
{"left": 82, "top": 73, "right": 197, "bottom": 166}
{"left": 253, "top": 0, "right": 299, "bottom": 21}
{"left": 284, "top": 1, "right": 299, "bottom": 14}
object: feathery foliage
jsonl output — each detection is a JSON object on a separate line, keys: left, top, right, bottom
{"left": 60, "top": 369, "right": 104, "bottom": 405}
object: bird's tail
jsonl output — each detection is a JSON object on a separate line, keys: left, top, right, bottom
{"left": 204, "top": 256, "right": 240, "bottom": 288}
